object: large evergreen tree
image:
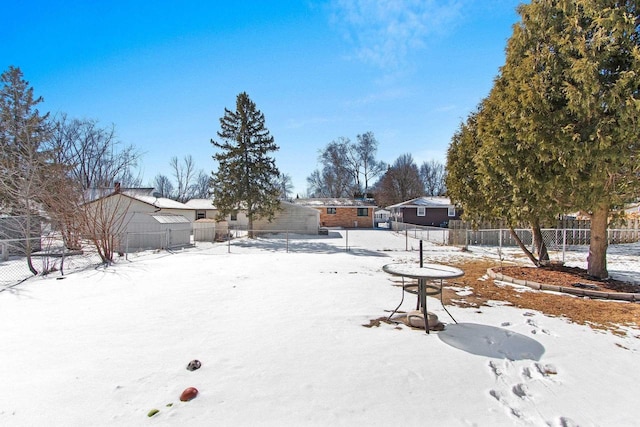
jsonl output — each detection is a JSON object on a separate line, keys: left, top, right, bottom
{"left": 449, "top": 1, "right": 640, "bottom": 277}
{"left": 496, "top": 0, "right": 640, "bottom": 278}
{"left": 210, "top": 92, "right": 280, "bottom": 237}
{"left": 0, "top": 66, "right": 51, "bottom": 274}
{"left": 446, "top": 110, "right": 488, "bottom": 225}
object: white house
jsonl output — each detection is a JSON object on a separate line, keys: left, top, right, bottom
{"left": 185, "top": 199, "right": 320, "bottom": 235}
{"left": 374, "top": 209, "right": 390, "bottom": 227}
{"left": 84, "top": 191, "right": 194, "bottom": 251}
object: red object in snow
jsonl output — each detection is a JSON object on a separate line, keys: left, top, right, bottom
{"left": 180, "top": 387, "right": 199, "bottom": 402}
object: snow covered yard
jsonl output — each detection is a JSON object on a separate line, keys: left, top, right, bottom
{"left": 1, "top": 230, "right": 639, "bottom": 426}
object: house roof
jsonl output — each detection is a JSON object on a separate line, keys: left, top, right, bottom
{"left": 84, "top": 187, "right": 156, "bottom": 202}
{"left": 293, "top": 198, "right": 377, "bottom": 208}
{"left": 86, "top": 191, "right": 193, "bottom": 210}
{"left": 151, "top": 214, "right": 190, "bottom": 224}
{"left": 185, "top": 199, "right": 216, "bottom": 210}
{"left": 386, "top": 196, "right": 453, "bottom": 209}
{"left": 130, "top": 195, "right": 192, "bottom": 210}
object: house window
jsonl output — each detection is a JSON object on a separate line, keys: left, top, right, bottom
{"left": 327, "top": 207, "right": 337, "bottom": 214}
{"left": 357, "top": 208, "right": 369, "bottom": 217}
{"left": 417, "top": 207, "right": 426, "bottom": 217}
{"left": 196, "top": 211, "right": 206, "bottom": 220}
{"left": 448, "top": 207, "right": 456, "bottom": 217}
{"left": 230, "top": 213, "right": 238, "bottom": 221}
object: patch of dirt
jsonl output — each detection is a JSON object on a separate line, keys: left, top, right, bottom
{"left": 494, "top": 265, "right": 640, "bottom": 293}
{"left": 439, "top": 259, "right": 640, "bottom": 335}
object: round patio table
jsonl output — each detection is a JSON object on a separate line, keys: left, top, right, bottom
{"left": 383, "top": 263, "right": 464, "bottom": 334}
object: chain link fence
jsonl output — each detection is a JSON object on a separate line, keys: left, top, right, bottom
{"left": 390, "top": 222, "right": 449, "bottom": 245}
{"left": 4, "top": 223, "right": 638, "bottom": 289}
{"left": 449, "top": 227, "right": 640, "bottom": 263}
{"left": 1, "top": 222, "right": 219, "bottom": 289}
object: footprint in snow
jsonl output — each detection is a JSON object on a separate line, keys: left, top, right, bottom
{"left": 488, "top": 389, "right": 529, "bottom": 422}
{"left": 512, "top": 383, "right": 529, "bottom": 399}
{"left": 535, "top": 362, "right": 558, "bottom": 377}
{"left": 488, "top": 360, "right": 503, "bottom": 379}
{"left": 548, "top": 416, "right": 579, "bottom": 427}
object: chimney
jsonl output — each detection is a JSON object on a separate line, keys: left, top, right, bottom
{"left": 114, "top": 182, "right": 121, "bottom": 194}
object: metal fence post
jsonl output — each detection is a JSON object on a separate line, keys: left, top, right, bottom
{"left": 405, "top": 229, "right": 408, "bottom": 251}
{"left": 562, "top": 228, "right": 566, "bottom": 264}
{"left": 345, "top": 229, "right": 349, "bottom": 252}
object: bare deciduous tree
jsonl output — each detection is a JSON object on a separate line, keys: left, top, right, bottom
{"left": 420, "top": 159, "right": 447, "bottom": 196}
{"left": 373, "top": 154, "right": 423, "bottom": 207}
{"left": 191, "top": 171, "right": 211, "bottom": 200}
{"left": 356, "top": 132, "right": 386, "bottom": 196}
{"left": 82, "top": 192, "right": 133, "bottom": 263}
{"left": 308, "top": 133, "right": 386, "bottom": 198}
{"left": 170, "top": 155, "right": 197, "bottom": 203}
{"left": 49, "top": 113, "right": 142, "bottom": 192}
{"left": 153, "top": 156, "right": 210, "bottom": 201}
{"left": 153, "top": 174, "right": 174, "bottom": 198}
{"left": 274, "top": 172, "right": 293, "bottom": 200}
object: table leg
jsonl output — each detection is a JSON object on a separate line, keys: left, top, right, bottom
{"left": 419, "top": 278, "right": 430, "bottom": 334}
{"left": 439, "top": 279, "right": 458, "bottom": 324}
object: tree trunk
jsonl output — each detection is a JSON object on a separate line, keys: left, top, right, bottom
{"left": 509, "top": 226, "right": 541, "bottom": 266}
{"left": 248, "top": 212, "right": 254, "bottom": 239}
{"left": 531, "top": 219, "right": 550, "bottom": 265}
{"left": 587, "top": 202, "right": 609, "bottom": 279}
{"left": 25, "top": 212, "right": 38, "bottom": 275}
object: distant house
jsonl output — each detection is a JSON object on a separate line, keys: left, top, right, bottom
{"left": 293, "top": 198, "right": 377, "bottom": 228}
{"left": 253, "top": 201, "right": 320, "bottom": 234}
{"left": 185, "top": 199, "right": 320, "bottom": 234}
{"left": 84, "top": 190, "right": 194, "bottom": 251}
{"left": 184, "top": 199, "right": 215, "bottom": 220}
{"left": 387, "top": 197, "right": 461, "bottom": 227}
{"left": 624, "top": 202, "right": 640, "bottom": 218}
{"left": 184, "top": 198, "right": 249, "bottom": 228}
{"left": 374, "top": 209, "right": 390, "bottom": 227}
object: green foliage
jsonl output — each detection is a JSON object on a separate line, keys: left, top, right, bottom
{"left": 0, "top": 66, "right": 51, "bottom": 210}
{"left": 501, "top": 0, "right": 640, "bottom": 213}
{"left": 0, "top": 66, "right": 52, "bottom": 274}
{"left": 210, "top": 92, "right": 281, "bottom": 235}
{"left": 447, "top": 0, "right": 640, "bottom": 275}
{"left": 446, "top": 109, "right": 488, "bottom": 225}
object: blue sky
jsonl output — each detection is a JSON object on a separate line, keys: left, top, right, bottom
{"left": 2, "top": 0, "right": 523, "bottom": 196}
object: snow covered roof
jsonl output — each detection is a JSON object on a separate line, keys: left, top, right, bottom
{"left": 293, "top": 198, "right": 377, "bottom": 208}
{"left": 150, "top": 214, "right": 190, "bottom": 224}
{"left": 184, "top": 199, "right": 217, "bottom": 210}
{"left": 130, "top": 195, "right": 192, "bottom": 210}
{"left": 387, "top": 196, "right": 453, "bottom": 209}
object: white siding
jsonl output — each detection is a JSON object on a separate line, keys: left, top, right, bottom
{"left": 253, "top": 202, "right": 320, "bottom": 234}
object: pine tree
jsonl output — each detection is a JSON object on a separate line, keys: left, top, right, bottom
{"left": 446, "top": 109, "right": 489, "bottom": 225}
{"left": 210, "top": 92, "right": 281, "bottom": 238}
{"left": 494, "top": 0, "right": 640, "bottom": 278}
{"left": 0, "top": 66, "right": 51, "bottom": 274}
